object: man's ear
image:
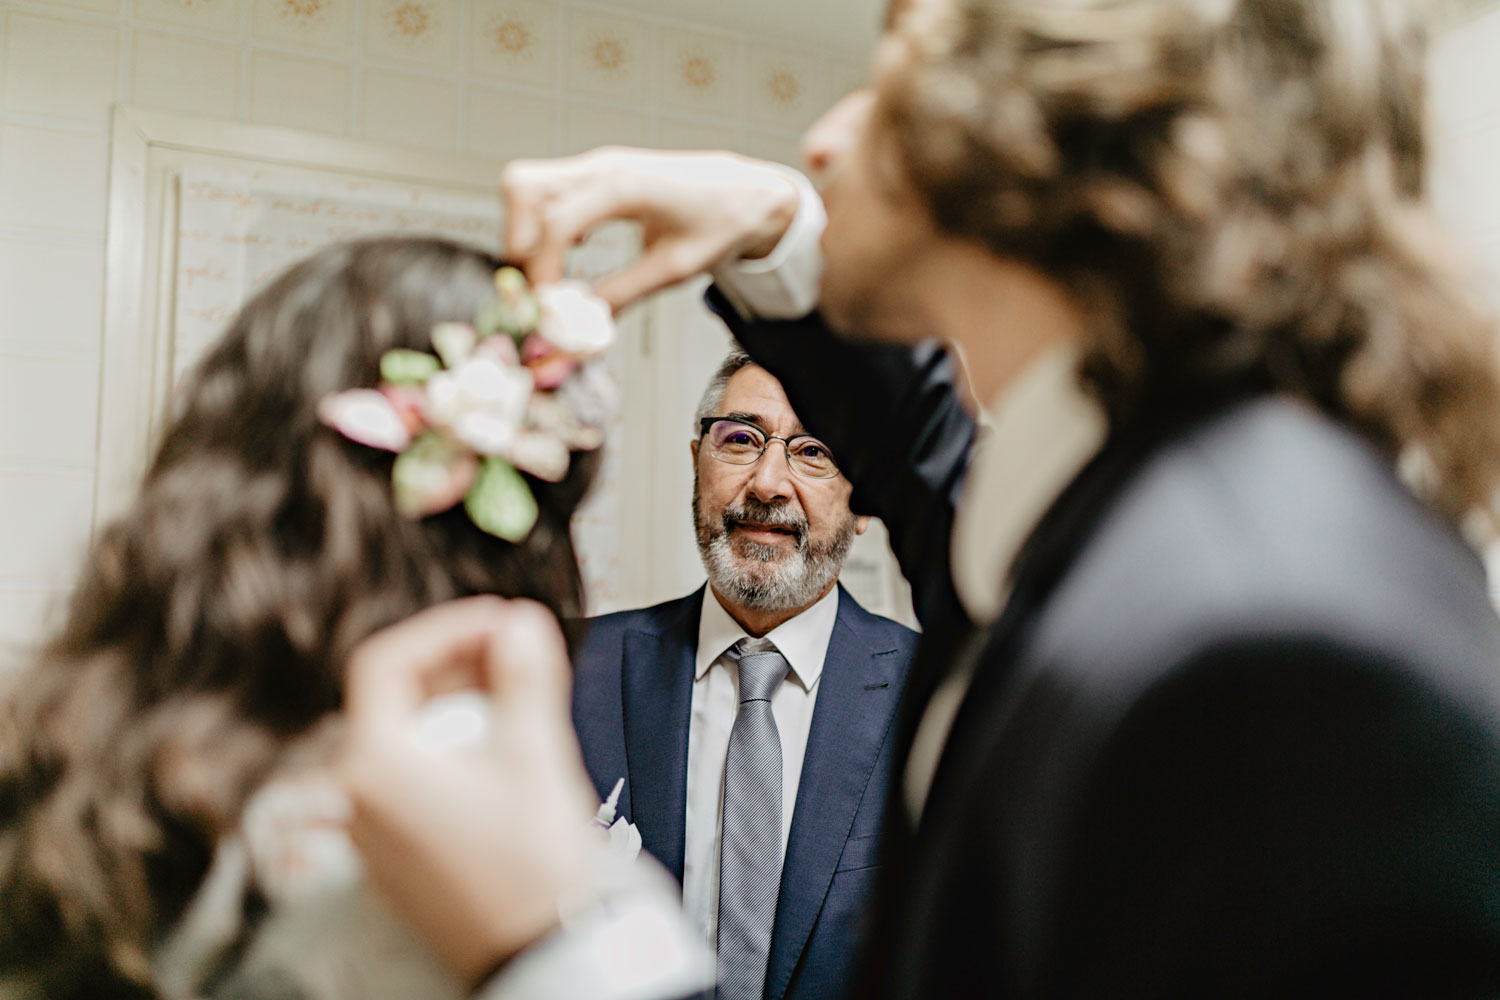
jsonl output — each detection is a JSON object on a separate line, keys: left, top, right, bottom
{"left": 855, "top": 515, "right": 870, "bottom": 536}
{"left": 690, "top": 438, "right": 700, "bottom": 463}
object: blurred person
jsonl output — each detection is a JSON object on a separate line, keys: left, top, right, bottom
{"left": 570, "top": 349, "right": 918, "bottom": 1000}
{"left": 0, "top": 237, "right": 711, "bottom": 1000}
{"left": 344, "top": 0, "right": 1500, "bottom": 997}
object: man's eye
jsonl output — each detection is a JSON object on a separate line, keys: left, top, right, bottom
{"left": 795, "top": 443, "right": 829, "bottom": 459}
{"left": 724, "top": 432, "right": 758, "bottom": 446}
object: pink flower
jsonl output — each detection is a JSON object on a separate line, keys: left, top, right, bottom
{"left": 317, "top": 389, "right": 412, "bottom": 452}
{"left": 528, "top": 351, "right": 580, "bottom": 390}
{"left": 380, "top": 383, "right": 429, "bottom": 435}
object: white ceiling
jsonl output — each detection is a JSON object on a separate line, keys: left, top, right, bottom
{"left": 593, "top": 0, "right": 886, "bottom": 57}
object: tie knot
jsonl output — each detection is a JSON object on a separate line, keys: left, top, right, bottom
{"left": 732, "top": 638, "right": 789, "bottom": 703}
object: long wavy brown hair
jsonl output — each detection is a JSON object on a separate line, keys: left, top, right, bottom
{"left": 878, "top": 0, "right": 1500, "bottom": 530}
{"left": 0, "top": 237, "right": 598, "bottom": 998}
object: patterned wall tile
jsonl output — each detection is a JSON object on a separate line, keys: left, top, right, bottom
{"left": 469, "top": 0, "right": 556, "bottom": 88}
{"left": 43, "top": 0, "right": 122, "bottom": 13}
{"left": 248, "top": 50, "right": 351, "bottom": 134}
{"left": 655, "top": 116, "right": 738, "bottom": 151}
{"left": 746, "top": 45, "right": 828, "bottom": 130}
{"left": 365, "top": 0, "right": 460, "bottom": 70}
{"left": 567, "top": 8, "right": 652, "bottom": 104}
{"left": 0, "top": 237, "right": 105, "bottom": 358}
{"left": 740, "top": 127, "right": 805, "bottom": 170}
{"left": 562, "top": 102, "right": 649, "bottom": 155}
{"left": 0, "top": 358, "right": 100, "bottom": 467}
{"left": 135, "top": 0, "right": 242, "bottom": 37}
{"left": 0, "top": 126, "right": 109, "bottom": 234}
{"left": 132, "top": 32, "right": 239, "bottom": 118}
{"left": 657, "top": 26, "right": 739, "bottom": 118}
{"left": 0, "top": 470, "right": 94, "bottom": 585}
{"left": 2, "top": 13, "right": 118, "bottom": 124}
{"left": 828, "top": 58, "right": 868, "bottom": 100}
{"left": 252, "top": 0, "right": 354, "bottom": 54}
{"left": 463, "top": 85, "right": 557, "bottom": 160}
{"left": 359, "top": 71, "right": 458, "bottom": 150}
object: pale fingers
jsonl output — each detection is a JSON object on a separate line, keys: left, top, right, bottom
{"left": 477, "top": 598, "right": 573, "bottom": 721}
{"left": 501, "top": 149, "right": 632, "bottom": 282}
{"left": 342, "top": 595, "right": 510, "bottom": 742}
{"left": 592, "top": 234, "right": 735, "bottom": 313}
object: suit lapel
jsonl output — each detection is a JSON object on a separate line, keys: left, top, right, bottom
{"left": 620, "top": 591, "right": 702, "bottom": 885}
{"left": 764, "top": 591, "right": 905, "bottom": 1000}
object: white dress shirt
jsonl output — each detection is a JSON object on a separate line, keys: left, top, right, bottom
{"left": 682, "top": 584, "right": 840, "bottom": 949}
{"left": 479, "top": 165, "right": 1104, "bottom": 1000}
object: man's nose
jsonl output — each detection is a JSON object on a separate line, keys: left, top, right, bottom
{"left": 801, "top": 88, "right": 876, "bottom": 182}
{"left": 745, "top": 442, "right": 796, "bottom": 504}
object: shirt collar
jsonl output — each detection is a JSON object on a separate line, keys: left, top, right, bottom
{"left": 695, "top": 584, "right": 840, "bottom": 690}
{"left": 950, "top": 342, "right": 1108, "bottom": 625}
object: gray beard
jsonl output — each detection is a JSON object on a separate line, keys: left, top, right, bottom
{"left": 693, "top": 487, "right": 856, "bottom": 612}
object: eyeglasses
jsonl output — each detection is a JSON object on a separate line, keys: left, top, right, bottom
{"left": 698, "top": 418, "right": 840, "bottom": 480}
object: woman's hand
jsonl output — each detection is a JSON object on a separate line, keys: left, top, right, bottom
{"left": 500, "top": 147, "right": 800, "bottom": 312}
{"left": 340, "top": 596, "right": 599, "bottom": 988}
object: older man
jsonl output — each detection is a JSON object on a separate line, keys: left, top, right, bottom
{"left": 342, "top": 1, "right": 1500, "bottom": 998}
{"left": 570, "top": 350, "right": 916, "bottom": 1000}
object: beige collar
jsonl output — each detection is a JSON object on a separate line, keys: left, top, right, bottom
{"left": 950, "top": 343, "right": 1108, "bottom": 624}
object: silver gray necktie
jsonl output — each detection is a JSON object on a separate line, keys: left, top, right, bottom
{"left": 717, "top": 637, "right": 790, "bottom": 1000}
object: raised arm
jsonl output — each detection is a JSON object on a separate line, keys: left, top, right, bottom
{"left": 709, "top": 294, "right": 975, "bottom": 630}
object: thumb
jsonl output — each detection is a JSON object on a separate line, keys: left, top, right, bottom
{"left": 481, "top": 599, "right": 574, "bottom": 726}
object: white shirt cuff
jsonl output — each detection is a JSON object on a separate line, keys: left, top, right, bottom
{"left": 712, "top": 165, "right": 826, "bottom": 321}
{"left": 474, "top": 859, "right": 715, "bottom": 1000}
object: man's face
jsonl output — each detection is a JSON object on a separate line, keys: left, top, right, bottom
{"left": 800, "top": 2, "right": 941, "bottom": 341}
{"left": 692, "top": 365, "right": 865, "bottom": 613}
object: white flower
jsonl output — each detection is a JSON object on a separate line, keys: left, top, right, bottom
{"left": 423, "top": 357, "right": 533, "bottom": 456}
{"left": 536, "top": 281, "right": 616, "bottom": 355}
{"left": 317, "top": 389, "right": 412, "bottom": 452}
{"left": 456, "top": 409, "right": 518, "bottom": 455}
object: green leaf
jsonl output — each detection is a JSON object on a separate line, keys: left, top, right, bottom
{"left": 464, "top": 455, "right": 538, "bottom": 542}
{"left": 392, "top": 432, "right": 469, "bottom": 517}
{"left": 380, "top": 349, "right": 442, "bottom": 384}
{"left": 475, "top": 297, "right": 540, "bottom": 339}
{"left": 494, "top": 266, "right": 529, "bottom": 299}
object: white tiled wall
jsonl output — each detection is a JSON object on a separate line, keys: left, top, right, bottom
{"left": 0, "top": 0, "right": 866, "bottom": 666}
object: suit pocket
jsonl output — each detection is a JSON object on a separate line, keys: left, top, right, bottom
{"left": 834, "top": 833, "right": 883, "bottom": 873}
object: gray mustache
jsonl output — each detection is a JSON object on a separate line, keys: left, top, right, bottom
{"left": 721, "top": 500, "right": 807, "bottom": 542}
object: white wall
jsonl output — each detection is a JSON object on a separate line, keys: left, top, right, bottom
{"left": 0, "top": 0, "right": 867, "bottom": 659}
{"left": 6, "top": 0, "right": 1500, "bottom": 656}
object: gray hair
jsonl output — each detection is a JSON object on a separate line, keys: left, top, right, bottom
{"left": 692, "top": 348, "right": 757, "bottom": 434}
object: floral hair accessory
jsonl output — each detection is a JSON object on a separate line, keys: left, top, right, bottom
{"left": 317, "top": 267, "right": 618, "bottom": 543}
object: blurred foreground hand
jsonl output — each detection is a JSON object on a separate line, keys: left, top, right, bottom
{"left": 500, "top": 147, "right": 799, "bottom": 312}
{"left": 340, "top": 596, "right": 600, "bottom": 988}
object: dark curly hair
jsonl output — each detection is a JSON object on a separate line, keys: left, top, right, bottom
{"left": 0, "top": 237, "right": 598, "bottom": 997}
{"left": 877, "top": 0, "right": 1500, "bottom": 531}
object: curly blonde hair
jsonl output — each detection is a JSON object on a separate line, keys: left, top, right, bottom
{"left": 878, "top": 0, "right": 1500, "bottom": 531}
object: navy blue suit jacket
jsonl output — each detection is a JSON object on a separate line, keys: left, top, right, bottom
{"left": 570, "top": 584, "right": 919, "bottom": 1000}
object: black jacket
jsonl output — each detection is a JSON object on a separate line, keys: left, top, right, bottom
{"left": 716, "top": 290, "right": 1500, "bottom": 998}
